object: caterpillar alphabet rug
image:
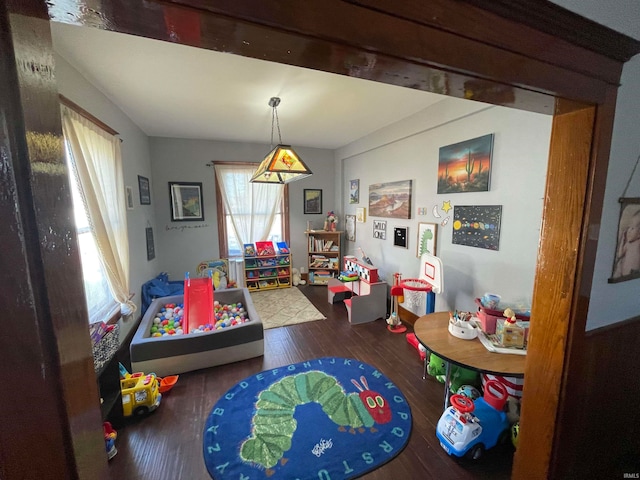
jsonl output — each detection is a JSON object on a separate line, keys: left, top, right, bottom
{"left": 203, "top": 357, "right": 412, "bottom": 480}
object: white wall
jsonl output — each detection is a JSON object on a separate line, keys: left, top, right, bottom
{"left": 54, "top": 54, "right": 158, "bottom": 339}
{"left": 549, "top": 0, "right": 640, "bottom": 329}
{"left": 336, "top": 98, "right": 552, "bottom": 314}
{"left": 148, "top": 138, "right": 335, "bottom": 278}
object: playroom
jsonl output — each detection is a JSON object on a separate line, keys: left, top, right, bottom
{"left": 7, "top": 3, "right": 640, "bottom": 480}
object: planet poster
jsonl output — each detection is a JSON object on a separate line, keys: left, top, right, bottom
{"left": 452, "top": 205, "right": 502, "bottom": 250}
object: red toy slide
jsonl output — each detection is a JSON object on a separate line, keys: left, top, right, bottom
{"left": 182, "top": 274, "right": 214, "bottom": 333}
{"left": 406, "top": 332, "right": 427, "bottom": 361}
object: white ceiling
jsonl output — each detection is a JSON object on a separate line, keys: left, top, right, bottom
{"left": 51, "top": 22, "right": 445, "bottom": 150}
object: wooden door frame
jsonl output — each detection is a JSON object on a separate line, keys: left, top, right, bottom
{"left": 4, "top": 0, "right": 639, "bottom": 478}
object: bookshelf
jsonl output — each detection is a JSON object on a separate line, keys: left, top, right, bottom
{"left": 305, "top": 230, "right": 342, "bottom": 285}
{"left": 243, "top": 241, "right": 292, "bottom": 291}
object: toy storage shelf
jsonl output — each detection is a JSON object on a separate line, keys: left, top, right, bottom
{"left": 306, "top": 230, "right": 342, "bottom": 286}
{"left": 243, "top": 241, "right": 291, "bottom": 292}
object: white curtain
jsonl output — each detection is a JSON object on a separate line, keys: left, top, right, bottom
{"left": 61, "top": 106, "right": 135, "bottom": 315}
{"left": 214, "top": 164, "right": 283, "bottom": 247}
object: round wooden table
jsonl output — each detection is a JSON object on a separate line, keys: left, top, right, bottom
{"left": 414, "top": 311, "right": 526, "bottom": 408}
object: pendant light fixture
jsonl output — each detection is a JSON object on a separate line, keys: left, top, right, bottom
{"left": 250, "top": 97, "right": 313, "bottom": 184}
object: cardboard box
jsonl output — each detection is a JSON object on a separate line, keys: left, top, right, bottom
{"left": 496, "top": 319, "right": 530, "bottom": 348}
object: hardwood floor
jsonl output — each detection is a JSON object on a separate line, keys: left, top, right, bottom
{"left": 108, "top": 286, "right": 513, "bottom": 479}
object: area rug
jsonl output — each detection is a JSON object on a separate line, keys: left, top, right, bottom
{"left": 203, "top": 357, "right": 412, "bottom": 480}
{"left": 250, "top": 287, "right": 326, "bottom": 329}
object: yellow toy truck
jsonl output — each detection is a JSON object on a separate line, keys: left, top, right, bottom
{"left": 120, "top": 372, "right": 161, "bottom": 417}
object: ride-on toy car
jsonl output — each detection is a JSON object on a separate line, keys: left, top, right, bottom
{"left": 436, "top": 379, "right": 510, "bottom": 460}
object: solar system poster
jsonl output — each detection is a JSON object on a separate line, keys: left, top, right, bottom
{"left": 452, "top": 205, "right": 502, "bottom": 250}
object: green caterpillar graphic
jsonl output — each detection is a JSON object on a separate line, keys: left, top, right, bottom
{"left": 240, "top": 371, "right": 391, "bottom": 473}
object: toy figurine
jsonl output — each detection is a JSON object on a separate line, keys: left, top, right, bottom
{"left": 503, "top": 307, "right": 517, "bottom": 324}
{"left": 324, "top": 211, "right": 338, "bottom": 231}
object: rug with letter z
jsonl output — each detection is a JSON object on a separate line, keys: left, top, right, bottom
{"left": 203, "top": 357, "right": 412, "bottom": 479}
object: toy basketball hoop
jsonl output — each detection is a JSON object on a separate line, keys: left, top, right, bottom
{"left": 400, "top": 278, "right": 432, "bottom": 314}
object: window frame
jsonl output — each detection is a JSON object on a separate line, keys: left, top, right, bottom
{"left": 214, "top": 161, "right": 290, "bottom": 258}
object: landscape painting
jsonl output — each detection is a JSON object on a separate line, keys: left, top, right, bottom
{"left": 437, "top": 133, "right": 494, "bottom": 194}
{"left": 369, "top": 180, "right": 412, "bottom": 219}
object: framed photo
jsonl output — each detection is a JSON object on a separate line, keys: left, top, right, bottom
{"left": 138, "top": 175, "right": 151, "bottom": 205}
{"left": 452, "top": 205, "right": 502, "bottom": 250}
{"left": 373, "top": 220, "right": 387, "bottom": 240}
{"left": 146, "top": 227, "right": 155, "bottom": 261}
{"left": 437, "top": 133, "right": 494, "bottom": 194}
{"left": 356, "top": 207, "right": 366, "bottom": 223}
{"left": 349, "top": 179, "right": 360, "bottom": 204}
{"left": 394, "top": 226, "right": 408, "bottom": 248}
{"left": 369, "top": 180, "right": 412, "bottom": 219}
{"left": 169, "top": 181, "right": 204, "bottom": 221}
{"left": 125, "top": 186, "right": 134, "bottom": 210}
{"left": 303, "top": 189, "right": 322, "bottom": 214}
{"left": 345, "top": 214, "right": 356, "bottom": 242}
{"left": 417, "top": 222, "right": 437, "bottom": 257}
{"left": 609, "top": 197, "right": 640, "bottom": 283}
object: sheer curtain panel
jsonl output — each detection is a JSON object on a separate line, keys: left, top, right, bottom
{"left": 61, "top": 105, "right": 135, "bottom": 315}
{"left": 214, "top": 164, "right": 283, "bottom": 248}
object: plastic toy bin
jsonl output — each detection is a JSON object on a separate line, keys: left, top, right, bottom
{"left": 475, "top": 298, "right": 530, "bottom": 334}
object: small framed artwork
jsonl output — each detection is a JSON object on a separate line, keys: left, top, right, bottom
{"left": 125, "top": 186, "right": 134, "bottom": 210}
{"left": 349, "top": 179, "right": 360, "bottom": 204}
{"left": 303, "top": 189, "right": 322, "bottom": 214}
{"left": 437, "top": 133, "right": 494, "bottom": 194}
{"left": 373, "top": 220, "right": 387, "bottom": 240}
{"left": 609, "top": 197, "right": 640, "bottom": 283}
{"left": 356, "top": 207, "right": 366, "bottom": 223}
{"left": 417, "top": 222, "right": 437, "bottom": 257}
{"left": 394, "top": 226, "right": 408, "bottom": 248}
{"left": 452, "top": 205, "right": 502, "bottom": 250}
{"left": 138, "top": 175, "right": 151, "bottom": 205}
{"left": 146, "top": 227, "right": 155, "bottom": 261}
{"left": 345, "top": 214, "right": 356, "bottom": 242}
{"left": 169, "top": 181, "right": 204, "bottom": 221}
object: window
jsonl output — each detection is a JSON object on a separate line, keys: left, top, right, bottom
{"left": 61, "top": 98, "right": 134, "bottom": 322}
{"left": 215, "top": 163, "right": 289, "bottom": 257}
{"left": 65, "top": 144, "right": 117, "bottom": 323}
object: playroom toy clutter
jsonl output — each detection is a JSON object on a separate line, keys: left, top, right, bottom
{"left": 448, "top": 310, "right": 477, "bottom": 340}
{"left": 436, "top": 379, "right": 511, "bottom": 460}
{"left": 119, "top": 366, "right": 162, "bottom": 417}
{"left": 475, "top": 293, "right": 530, "bottom": 346}
{"left": 324, "top": 210, "right": 338, "bottom": 231}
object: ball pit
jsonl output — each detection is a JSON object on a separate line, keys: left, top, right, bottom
{"left": 150, "top": 300, "right": 251, "bottom": 337}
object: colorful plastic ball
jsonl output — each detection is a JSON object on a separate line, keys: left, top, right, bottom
{"left": 456, "top": 385, "right": 481, "bottom": 400}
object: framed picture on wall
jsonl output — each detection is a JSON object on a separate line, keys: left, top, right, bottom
{"left": 417, "top": 222, "right": 437, "bottom": 257}
{"left": 452, "top": 205, "right": 502, "bottom": 250}
{"left": 146, "top": 227, "right": 155, "bottom": 261}
{"left": 349, "top": 179, "right": 360, "bottom": 204}
{"left": 356, "top": 207, "right": 366, "bottom": 223}
{"left": 345, "top": 214, "right": 356, "bottom": 242}
{"left": 125, "top": 186, "right": 134, "bottom": 210}
{"left": 169, "top": 181, "right": 204, "bottom": 221}
{"left": 303, "top": 189, "right": 322, "bottom": 214}
{"left": 609, "top": 197, "right": 640, "bottom": 283}
{"left": 138, "top": 175, "right": 151, "bottom": 205}
{"left": 394, "top": 226, "right": 408, "bottom": 248}
{"left": 437, "top": 133, "right": 494, "bottom": 194}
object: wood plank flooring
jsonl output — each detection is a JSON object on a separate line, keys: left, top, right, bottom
{"left": 109, "top": 286, "right": 513, "bottom": 479}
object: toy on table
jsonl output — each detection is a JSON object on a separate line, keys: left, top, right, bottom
{"left": 338, "top": 270, "right": 359, "bottom": 282}
{"left": 503, "top": 307, "right": 517, "bottom": 324}
{"left": 386, "top": 272, "right": 407, "bottom": 333}
{"left": 436, "top": 379, "right": 511, "bottom": 460}
{"left": 103, "top": 422, "right": 117, "bottom": 460}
